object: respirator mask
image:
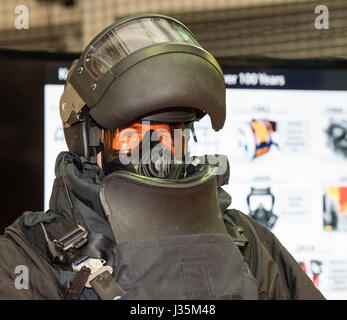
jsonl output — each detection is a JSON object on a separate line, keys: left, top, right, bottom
{"left": 247, "top": 187, "right": 278, "bottom": 229}
{"left": 101, "top": 121, "right": 195, "bottom": 179}
{"left": 327, "top": 121, "right": 347, "bottom": 158}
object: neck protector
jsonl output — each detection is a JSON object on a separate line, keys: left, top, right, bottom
{"left": 100, "top": 165, "right": 228, "bottom": 243}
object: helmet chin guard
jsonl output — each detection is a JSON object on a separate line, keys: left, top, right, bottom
{"left": 100, "top": 165, "right": 228, "bottom": 243}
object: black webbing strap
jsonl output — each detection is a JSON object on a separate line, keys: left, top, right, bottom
{"left": 65, "top": 266, "right": 91, "bottom": 300}
{"left": 34, "top": 215, "right": 114, "bottom": 263}
{"left": 21, "top": 212, "right": 119, "bottom": 300}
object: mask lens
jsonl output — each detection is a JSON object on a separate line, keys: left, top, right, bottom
{"left": 249, "top": 194, "right": 273, "bottom": 212}
{"left": 112, "top": 123, "right": 144, "bottom": 153}
{"left": 331, "top": 125, "right": 345, "bottom": 139}
{"left": 103, "top": 122, "right": 187, "bottom": 158}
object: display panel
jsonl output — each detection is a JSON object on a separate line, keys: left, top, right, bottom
{"left": 41, "top": 57, "right": 347, "bottom": 300}
{"left": 44, "top": 84, "right": 67, "bottom": 209}
{"left": 191, "top": 67, "right": 347, "bottom": 300}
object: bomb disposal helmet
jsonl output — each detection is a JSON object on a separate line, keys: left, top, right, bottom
{"left": 60, "top": 13, "right": 226, "bottom": 160}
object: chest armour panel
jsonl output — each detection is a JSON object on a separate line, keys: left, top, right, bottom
{"left": 113, "top": 234, "right": 258, "bottom": 300}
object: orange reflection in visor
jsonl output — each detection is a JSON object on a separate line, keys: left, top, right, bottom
{"left": 102, "top": 122, "right": 186, "bottom": 156}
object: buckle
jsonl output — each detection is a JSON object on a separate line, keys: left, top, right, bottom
{"left": 41, "top": 220, "right": 89, "bottom": 264}
{"left": 72, "top": 257, "right": 113, "bottom": 288}
{"left": 56, "top": 224, "right": 88, "bottom": 251}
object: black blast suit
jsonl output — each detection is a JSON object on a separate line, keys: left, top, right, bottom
{"left": 0, "top": 152, "right": 325, "bottom": 300}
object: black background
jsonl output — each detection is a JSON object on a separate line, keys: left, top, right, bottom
{"left": 0, "top": 50, "right": 78, "bottom": 233}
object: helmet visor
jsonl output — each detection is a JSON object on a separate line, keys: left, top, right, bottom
{"left": 86, "top": 17, "right": 200, "bottom": 78}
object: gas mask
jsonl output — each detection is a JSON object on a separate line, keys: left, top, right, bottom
{"left": 101, "top": 121, "right": 192, "bottom": 179}
{"left": 247, "top": 187, "right": 278, "bottom": 229}
{"left": 326, "top": 120, "right": 347, "bottom": 158}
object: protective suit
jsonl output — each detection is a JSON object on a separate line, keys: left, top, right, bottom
{"left": 0, "top": 14, "right": 324, "bottom": 300}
